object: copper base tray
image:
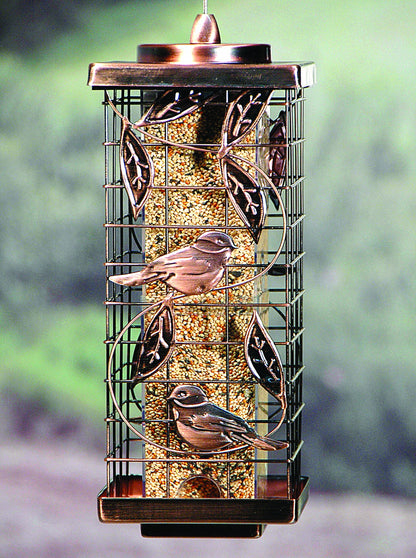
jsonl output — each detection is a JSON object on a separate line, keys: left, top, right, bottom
{"left": 97, "top": 475, "right": 309, "bottom": 538}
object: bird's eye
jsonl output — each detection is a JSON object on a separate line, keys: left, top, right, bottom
{"left": 178, "top": 391, "right": 187, "bottom": 397}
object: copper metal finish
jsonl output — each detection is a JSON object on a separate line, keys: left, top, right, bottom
{"left": 136, "top": 8, "right": 269, "bottom": 65}
{"left": 119, "top": 117, "right": 153, "bottom": 219}
{"left": 98, "top": 476, "right": 310, "bottom": 536}
{"left": 130, "top": 296, "right": 175, "bottom": 386}
{"left": 88, "top": 61, "right": 315, "bottom": 88}
{"left": 269, "top": 110, "right": 286, "bottom": 188}
{"left": 137, "top": 6, "right": 269, "bottom": 65}
{"left": 168, "top": 385, "right": 288, "bottom": 452}
{"left": 90, "top": 1, "right": 314, "bottom": 527}
{"left": 102, "top": 88, "right": 306, "bottom": 453}
{"left": 190, "top": 14, "right": 221, "bottom": 44}
{"left": 109, "top": 231, "right": 237, "bottom": 296}
{"left": 221, "top": 157, "right": 267, "bottom": 243}
{"left": 98, "top": 86, "right": 309, "bottom": 527}
{"left": 135, "top": 88, "right": 218, "bottom": 126}
{"left": 136, "top": 43, "right": 271, "bottom": 65}
{"left": 245, "top": 311, "right": 287, "bottom": 431}
{"left": 219, "top": 89, "right": 273, "bottom": 157}
{"left": 106, "top": 88, "right": 274, "bottom": 241}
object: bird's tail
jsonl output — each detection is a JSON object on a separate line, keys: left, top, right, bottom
{"left": 108, "top": 271, "right": 146, "bottom": 287}
{"left": 252, "top": 436, "right": 289, "bottom": 451}
{"left": 232, "top": 431, "right": 288, "bottom": 451}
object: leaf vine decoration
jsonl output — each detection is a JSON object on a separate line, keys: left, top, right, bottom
{"left": 244, "top": 311, "right": 287, "bottom": 423}
{"left": 269, "top": 111, "right": 286, "bottom": 210}
{"left": 269, "top": 110, "right": 286, "bottom": 187}
{"left": 218, "top": 89, "right": 273, "bottom": 158}
{"left": 135, "top": 88, "right": 217, "bottom": 127}
{"left": 221, "top": 157, "right": 266, "bottom": 243}
{"left": 120, "top": 117, "right": 154, "bottom": 220}
{"left": 130, "top": 297, "right": 176, "bottom": 386}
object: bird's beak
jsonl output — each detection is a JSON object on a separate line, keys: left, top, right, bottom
{"left": 230, "top": 239, "right": 238, "bottom": 250}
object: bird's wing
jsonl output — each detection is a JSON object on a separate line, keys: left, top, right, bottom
{"left": 185, "top": 405, "right": 249, "bottom": 435}
{"left": 151, "top": 250, "right": 213, "bottom": 276}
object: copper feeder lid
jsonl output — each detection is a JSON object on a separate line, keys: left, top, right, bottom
{"left": 137, "top": 13, "right": 271, "bottom": 64}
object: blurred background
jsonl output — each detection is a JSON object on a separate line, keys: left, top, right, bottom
{"left": 1, "top": 0, "right": 415, "bottom": 556}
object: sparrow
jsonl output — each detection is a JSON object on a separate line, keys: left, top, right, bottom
{"left": 167, "top": 385, "right": 288, "bottom": 452}
{"left": 109, "top": 231, "right": 237, "bottom": 296}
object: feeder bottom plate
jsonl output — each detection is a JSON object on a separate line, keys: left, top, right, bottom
{"left": 97, "top": 475, "right": 309, "bottom": 537}
{"left": 140, "top": 523, "right": 266, "bottom": 538}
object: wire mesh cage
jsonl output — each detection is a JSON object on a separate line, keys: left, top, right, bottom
{"left": 88, "top": 9, "right": 315, "bottom": 538}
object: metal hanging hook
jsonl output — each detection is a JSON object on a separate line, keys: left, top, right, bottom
{"left": 203, "top": 0, "right": 208, "bottom": 14}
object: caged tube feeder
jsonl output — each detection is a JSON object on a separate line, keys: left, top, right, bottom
{"left": 88, "top": 0, "right": 315, "bottom": 538}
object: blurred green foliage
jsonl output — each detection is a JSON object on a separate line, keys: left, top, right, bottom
{"left": 1, "top": 0, "right": 415, "bottom": 496}
{"left": 0, "top": 306, "right": 103, "bottom": 421}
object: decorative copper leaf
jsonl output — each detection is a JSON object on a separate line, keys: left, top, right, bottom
{"left": 269, "top": 111, "right": 286, "bottom": 209}
{"left": 131, "top": 298, "right": 175, "bottom": 386}
{"left": 269, "top": 111, "right": 286, "bottom": 186}
{"left": 244, "top": 311, "right": 287, "bottom": 416}
{"left": 218, "top": 89, "right": 273, "bottom": 158}
{"left": 120, "top": 117, "right": 154, "bottom": 220}
{"left": 135, "top": 88, "right": 217, "bottom": 126}
{"left": 221, "top": 157, "right": 266, "bottom": 243}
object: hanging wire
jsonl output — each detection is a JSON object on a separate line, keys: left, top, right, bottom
{"left": 203, "top": 0, "right": 208, "bottom": 14}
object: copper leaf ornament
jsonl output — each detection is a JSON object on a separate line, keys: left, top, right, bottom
{"left": 218, "top": 89, "right": 273, "bottom": 158}
{"left": 120, "top": 117, "right": 154, "bottom": 220}
{"left": 269, "top": 110, "right": 286, "bottom": 187}
{"left": 245, "top": 311, "right": 287, "bottom": 417}
{"left": 131, "top": 298, "right": 175, "bottom": 386}
{"left": 135, "top": 88, "right": 217, "bottom": 126}
{"left": 269, "top": 111, "right": 286, "bottom": 210}
{"left": 221, "top": 157, "right": 266, "bottom": 243}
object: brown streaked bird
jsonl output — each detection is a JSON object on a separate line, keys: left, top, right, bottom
{"left": 168, "top": 385, "right": 288, "bottom": 452}
{"left": 109, "top": 231, "right": 237, "bottom": 296}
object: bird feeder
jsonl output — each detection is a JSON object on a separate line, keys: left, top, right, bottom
{"left": 88, "top": 1, "right": 315, "bottom": 538}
